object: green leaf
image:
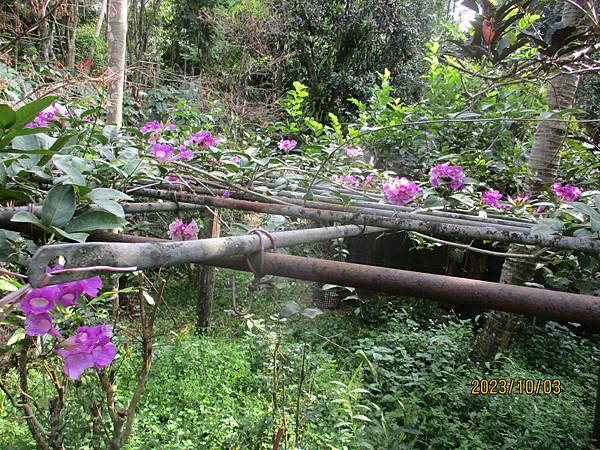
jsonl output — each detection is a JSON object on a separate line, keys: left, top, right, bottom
{"left": 7, "top": 328, "right": 25, "bottom": 346}
{"left": 11, "top": 133, "right": 57, "bottom": 152}
{"left": 0, "top": 161, "right": 6, "bottom": 186}
{"left": 14, "top": 96, "right": 57, "bottom": 129}
{"left": 52, "top": 155, "right": 86, "bottom": 185}
{"left": 11, "top": 211, "right": 43, "bottom": 225}
{"left": 52, "top": 227, "right": 89, "bottom": 243}
{"left": 41, "top": 184, "right": 76, "bottom": 227}
{"left": 66, "top": 211, "right": 126, "bottom": 232}
{"left": 0, "top": 104, "right": 16, "bottom": 129}
{"left": 0, "top": 278, "right": 18, "bottom": 292}
{"left": 87, "top": 188, "right": 132, "bottom": 202}
{"left": 142, "top": 290, "right": 155, "bottom": 305}
{"left": 93, "top": 199, "right": 125, "bottom": 218}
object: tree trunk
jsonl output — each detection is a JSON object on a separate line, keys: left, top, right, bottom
{"left": 197, "top": 210, "right": 221, "bottom": 333}
{"left": 95, "top": 0, "right": 108, "bottom": 37}
{"left": 106, "top": 0, "right": 128, "bottom": 127}
{"left": 476, "top": 1, "right": 588, "bottom": 359}
{"left": 39, "top": 1, "right": 53, "bottom": 64}
{"left": 65, "top": 0, "right": 79, "bottom": 68}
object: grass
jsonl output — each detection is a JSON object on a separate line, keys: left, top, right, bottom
{"left": 1, "top": 267, "right": 599, "bottom": 449}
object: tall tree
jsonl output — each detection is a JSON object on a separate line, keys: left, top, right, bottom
{"left": 106, "top": 0, "right": 128, "bottom": 127}
{"left": 476, "top": 0, "right": 592, "bottom": 358}
{"left": 65, "top": 0, "right": 79, "bottom": 68}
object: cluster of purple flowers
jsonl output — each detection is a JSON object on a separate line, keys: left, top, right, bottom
{"left": 344, "top": 146, "right": 364, "bottom": 157}
{"left": 331, "top": 174, "right": 361, "bottom": 186}
{"left": 26, "top": 104, "right": 69, "bottom": 128}
{"left": 481, "top": 189, "right": 503, "bottom": 208}
{"left": 552, "top": 182, "right": 581, "bottom": 202}
{"left": 56, "top": 325, "right": 117, "bottom": 381}
{"left": 19, "top": 270, "right": 115, "bottom": 380}
{"left": 186, "top": 130, "right": 217, "bottom": 148}
{"left": 429, "top": 163, "right": 465, "bottom": 191}
{"left": 139, "top": 121, "right": 176, "bottom": 134}
{"left": 383, "top": 177, "right": 420, "bottom": 206}
{"left": 149, "top": 143, "right": 193, "bottom": 163}
{"left": 168, "top": 219, "right": 199, "bottom": 241}
{"left": 229, "top": 156, "right": 241, "bottom": 166}
{"left": 278, "top": 139, "right": 297, "bottom": 151}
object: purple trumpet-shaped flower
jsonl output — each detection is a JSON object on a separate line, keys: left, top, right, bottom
{"left": 278, "top": 139, "right": 297, "bottom": 151}
{"left": 21, "top": 287, "right": 58, "bottom": 314}
{"left": 168, "top": 218, "right": 199, "bottom": 241}
{"left": 55, "top": 276, "right": 102, "bottom": 307}
{"left": 429, "top": 163, "right": 465, "bottom": 191}
{"left": 552, "top": 182, "right": 581, "bottom": 202}
{"left": 186, "top": 131, "right": 216, "bottom": 148}
{"left": 140, "top": 121, "right": 162, "bottom": 134}
{"left": 56, "top": 325, "right": 117, "bottom": 380}
{"left": 222, "top": 190, "right": 231, "bottom": 199}
{"left": 481, "top": 189, "right": 503, "bottom": 208}
{"left": 150, "top": 143, "right": 174, "bottom": 162}
{"left": 383, "top": 177, "right": 420, "bottom": 206}
{"left": 24, "top": 312, "right": 54, "bottom": 336}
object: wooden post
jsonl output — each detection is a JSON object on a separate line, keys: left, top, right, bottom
{"left": 196, "top": 209, "right": 220, "bottom": 333}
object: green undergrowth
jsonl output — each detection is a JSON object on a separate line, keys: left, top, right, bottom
{"left": 1, "top": 268, "right": 599, "bottom": 449}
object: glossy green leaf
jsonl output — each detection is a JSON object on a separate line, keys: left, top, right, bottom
{"left": 0, "top": 104, "right": 16, "bottom": 129}
{"left": 87, "top": 188, "right": 132, "bottom": 202}
{"left": 41, "top": 184, "right": 76, "bottom": 227}
{"left": 66, "top": 210, "right": 126, "bottom": 232}
{"left": 93, "top": 199, "right": 125, "bottom": 218}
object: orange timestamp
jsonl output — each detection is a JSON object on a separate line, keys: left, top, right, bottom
{"left": 469, "top": 378, "right": 561, "bottom": 395}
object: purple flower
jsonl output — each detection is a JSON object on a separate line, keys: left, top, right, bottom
{"left": 24, "top": 312, "right": 54, "bottom": 336}
{"left": 364, "top": 175, "right": 374, "bottom": 185}
{"left": 383, "top": 177, "right": 420, "bottom": 206}
{"left": 552, "top": 182, "right": 581, "bottom": 202}
{"left": 140, "top": 121, "right": 162, "bottom": 134}
{"left": 165, "top": 123, "right": 177, "bottom": 131}
{"left": 56, "top": 276, "right": 102, "bottom": 307}
{"left": 186, "top": 131, "right": 216, "bottom": 148}
{"left": 345, "top": 146, "right": 364, "bottom": 157}
{"left": 168, "top": 219, "right": 198, "bottom": 241}
{"left": 229, "top": 156, "right": 241, "bottom": 166}
{"left": 21, "top": 287, "right": 58, "bottom": 314}
{"left": 150, "top": 143, "right": 174, "bottom": 162}
{"left": 56, "top": 325, "right": 117, "bottom": 380}
{"left": 26, "top": 104, "right": 68, "bottom": 128}
{"left": 481, "top": 189, "right": 503, "bottom": 208}
{"left": 332, "top": 174, "right": 360, "bottom": 186}
{"left": 172, "top": 145, "right": 193, "bottom": 160}
{"left": 278, "top": 139, "right": 297, "bottom": 151}
{"left": 223, "top": 190, "right": 231, "bottom": 199}
{"left": 343, "top": 175, "right": 359, "bottom": 185}
{"left": 429, "top": 163, "right": 465, "bottom": 191}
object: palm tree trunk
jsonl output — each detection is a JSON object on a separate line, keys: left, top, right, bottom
{"left": 476, "top": 0, "right": 588, "bottom": 359}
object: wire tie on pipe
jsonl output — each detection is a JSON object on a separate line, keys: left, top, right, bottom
{"left": 231, "top": 228, "right": 277, "bottom": 317}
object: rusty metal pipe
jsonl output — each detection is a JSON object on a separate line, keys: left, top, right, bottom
{"left": 206, "top": 252, "right": 600, "bottom": 327}
{"left": 28, "top": 224, "right": 383, "bottom": 286}
{"left": 131, "top": 188, "right": 600, "bottom": 255}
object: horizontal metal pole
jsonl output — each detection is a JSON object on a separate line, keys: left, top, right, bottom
{"left": 131, "top": 188, "right": 600, "bottom": 255}
{"left": 28, "top": 224, "right": 383, "bottom": 286}
{"left": 143, "top": 180, "right": 534, "bottom": 229}
{"left": 206, "top": 252, "right": 600, "bottom": 327}
{"left": 255, "top": 182, "right": 535, "bottom": 227}
{"left": 0, "top": 202, "right": 206, "bottom": 222}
